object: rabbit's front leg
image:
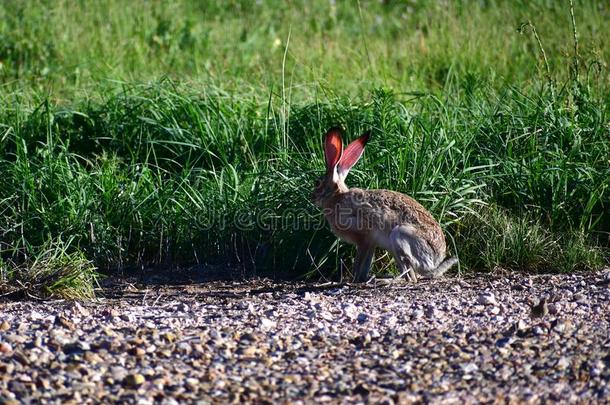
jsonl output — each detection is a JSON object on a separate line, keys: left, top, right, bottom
{"left": 353, "top": 244, "right": 375, "bottom": 283}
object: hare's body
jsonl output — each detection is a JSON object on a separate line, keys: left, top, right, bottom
{"left": 321, "top": 188, "right": 445, "bottom": 252}
{"left": 313, "top": 128, "right": 457, "bottom": 282}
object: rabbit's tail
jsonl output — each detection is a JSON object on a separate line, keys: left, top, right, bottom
{"left": 418, "top": 257, "right": 458, "bottom": 278}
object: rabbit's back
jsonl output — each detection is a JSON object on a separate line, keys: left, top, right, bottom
{"left": 330, "top": 188, "right": 446, "bottom": 255}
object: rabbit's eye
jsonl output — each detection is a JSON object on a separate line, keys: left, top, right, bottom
{"left": 314, "top": 179, "right": 323, "bottom": 188}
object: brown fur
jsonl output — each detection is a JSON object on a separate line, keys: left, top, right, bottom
{"left": 317, "top": 186, "right": 446, "bottom": 257}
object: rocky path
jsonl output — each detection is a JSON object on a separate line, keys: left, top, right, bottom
{"left": 1, "top": 270, "right": 609, "bottom": 404}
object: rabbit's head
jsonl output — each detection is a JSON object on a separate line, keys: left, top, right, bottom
{"left": 312, "top": 127, "right": 370, "bottom": 207}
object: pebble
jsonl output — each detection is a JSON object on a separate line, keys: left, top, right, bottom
{"left": 356, "top": 313, "right": 368, "bottom": 324}
{"left": 0, "top": 342, "right": 13, "bottom": 354}
{"left": 185, "top": 377, "right": 199, "bottom": 389}
{"left": 260, "top": 318, "right": 276, "bottom": 331}
{"left": 556, "top": 357, "right": 570, "bottom": 370}
{"left": 54, "top": 316, "right": 75, "bottom": 330}
{"left": 462, "top": 363, "right": 479, "bottom": 374}
{"left": 425, "top": 306, "right": 440, "bottom": 319}
{"left": 123, "top": 373, "right": 145, "bottom": 388}
{"left": 342, "top": 303, "right": 359, "bottom": 320}
{"left": 477, "top": 292, "right": 497, "bottom": 305}
{"left": 0, "top": 271, "right": 608, "bottom": 403}
{"left": 489, "top": 306, "right": 501, "bottom": 315}
{"left": 111, "top": 366, "right": 128, "bottom": 382}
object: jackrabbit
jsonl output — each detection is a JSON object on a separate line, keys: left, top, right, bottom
{"left": 312, "top": 127, "right": 458, "bottom": 282}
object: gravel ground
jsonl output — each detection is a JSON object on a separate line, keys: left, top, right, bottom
{"left": 1, "top": 270, "right": 610, "bottom": 404}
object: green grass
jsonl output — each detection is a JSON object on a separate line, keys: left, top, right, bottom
{"left": 1, "top": 0, "right": 608, "bottom": 100}
{"left": 457, "top": 205, "right": 604, "bottom": 273}
{"left": 1, "top": 237, "right": 99, "bottom": 300}
{"left": 0, "top": 1, "right": 609, "bottom": 297}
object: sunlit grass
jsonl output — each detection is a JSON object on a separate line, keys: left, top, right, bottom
{"left": 1, "top": 80, "right": 607, "bottom": 284}
{"left": 0, "top": 237, "right": 100, "bottom": 300}
{"left": 0, "top": 1, "right": 608, "bottom": 101}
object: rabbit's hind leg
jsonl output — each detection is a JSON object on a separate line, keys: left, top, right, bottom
{"left": 389, "top": 227, "right": 417, "bottom": 282}
{"left": 390, "top": 247, "right": 417, "bottom": 282}
{"left": 390, "top": 225, "right": 435, "bottom": 281}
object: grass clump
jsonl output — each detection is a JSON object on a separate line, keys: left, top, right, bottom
{"left": 457, "top": 206, "right": 604, "bottom": 274}
{"left": 1, "top": 238, "right": 99, "bottom": 300}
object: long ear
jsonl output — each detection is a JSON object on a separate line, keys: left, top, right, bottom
{"left": 336, "top": 131, "right": 370, "bottom": 180}
{"left": 324, "top": 127, "right": 343, "bottom": 172}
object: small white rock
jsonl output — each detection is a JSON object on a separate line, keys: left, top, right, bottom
{"left": 342, "top": 303, "right": 359, "bottom": 320}
{"left": 556, "top": 356, "right": 570, "bottom": 370}
{"left": 461, "top": 363, "right": 479, "bottom": 373}
{"left": 260, "top": 317, "right": 276, "bottom": 331}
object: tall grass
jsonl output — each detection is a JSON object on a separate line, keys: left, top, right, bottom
{"left": 0, "top": 1, "right": 608, "bottom": 296}
{"left": 2, "top": 81, "right": 607, "bottom": 281}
